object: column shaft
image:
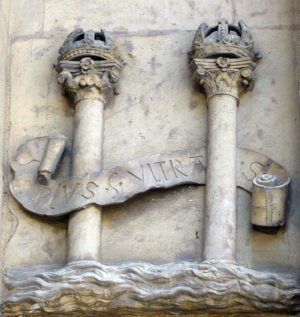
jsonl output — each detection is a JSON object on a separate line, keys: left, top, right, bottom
{"left": 203, "top": 95, "right": 237, "bottom": 261}
{"left": 68, "top": 99, "right": 104, "bottom": 262}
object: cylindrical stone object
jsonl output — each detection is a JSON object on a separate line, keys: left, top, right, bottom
{"left": 38, "top": 135, "right": 68, "bottom": 185}
{"left": 68, "top": 99, "right": 104, "bottom": 262}
{"left": 203, "top": 95, "right": 237, "bottom": 262}
{"left": 251, "top": 174, "right": 290, "bottom": 227}
{"left": 71, "top": 100, "right": 104, "bottom": 175}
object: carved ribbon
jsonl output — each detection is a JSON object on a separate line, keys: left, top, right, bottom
{"left": 10, "top": 136, "right": 289, "bottom": 217}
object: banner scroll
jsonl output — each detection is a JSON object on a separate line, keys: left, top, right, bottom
{"left": 10, "top": 136, "right": 290, "bottom": 221}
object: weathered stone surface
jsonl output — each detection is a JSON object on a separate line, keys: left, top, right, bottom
{"left": 43, "top": 0, "right": 233, "bottom": 34}
{"left": 6, "top": 33, "right": 206, "bottom": 268}
{"left": 251, "top": 174, "right": 290, "bottom": 227}
{"left": 3, "top": 196, "right": 68, "bottom": 269}
{"left": 3, "top": 260, "right": 300, "bottom": 315}
{"left": 55, "top": 28, "right": 126, "bottom": 263}
{"left": 6, "top": 23, "right": 300, "bottom": 271}
{"left": 0, "top": 0, "right": 11, "bottom": 27}
{"left": 5, "top": 8, "right": 300, "bottom": 317}
{"left": 237, "top": 28, "right": 300, "bottom": 270}
{"left": 10, "top": 138, "right": 206, "bottom": 216}
{"left": 0, "top": 0, "right": 11, "bottom": 304}
{"left": 103, "top": 32, "right": 207, "bottom": 168}
{"left": 234, "top": 0, "right": 295, "bottom": 28}
{"left": 238, "top": 29, "right": 300, "bottom": 175}
{"left": 10, "top": 0, "right": 44, "bottom": 37}
{"left": 101, "top": 185, "right": 204, "bottom": 263}
{"left": 8, "top": 38, "right": 74, "bottom": 166}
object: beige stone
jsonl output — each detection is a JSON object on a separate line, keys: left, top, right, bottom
{"left": 204, "top": 95, "right": 237, "bottom": 261}
{"left": 0, "top": 8, "right": 9, "bottom": 51}
{"left": 189, "top": 20, "right": 260, "bottom": 261}
{"left": 6, "top": 23, "right": 300, "bottom": 271}
{"left": 0, "top": 0, "right": 11, "bottom": 27}
{"left": 10, "top": 0, "right": 44, "bottom": 37}
{"left": 8, "top": 38, "right": 74, "bottom": 164}
{"left": 237, "top": 28, "right": 300, "bottom": 270}
{"left": 102, "top": 185, "right": 204, "bottom": 263}
{"left": 238, "top": 29, "right": 300, "bottom": 175}
{"left": 4, "top": 197, "right": 67, "bottom": 268}
{"left": 3, "top": 0, "right": 300, "bottom": 315}
{"left": 44, "top": 0, "right": 233, "bottom": 34}
{"left": 234, "top": 0, "right": 296, "bottom": 27}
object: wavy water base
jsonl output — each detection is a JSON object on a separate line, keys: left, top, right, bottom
{"left": 3, "top": 260, "right": 300, "bottom": 316}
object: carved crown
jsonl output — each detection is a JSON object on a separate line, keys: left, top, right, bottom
{"left": 57, "top": 28, "right": 123, "bottom": 63}
{"left": 188, "top": 19, "right": 261, "bottom": 62}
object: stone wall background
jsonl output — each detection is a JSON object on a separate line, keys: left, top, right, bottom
{"left": 0, "top": 0, "right": 11, "bottom": 305}
{"left": 1, "top": 0, "right": 300, "bottom": 308}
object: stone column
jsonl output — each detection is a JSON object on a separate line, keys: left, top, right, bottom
{"left": 189, "top": 20, "right": 260, "bottom": 261}
{"left": 68, "top": 99, "right": 104, "bottom": 262}
{"left": 56, "top": 29, "right": 124, "bottom": 262}
{"left": 205, "top": 94, "right": 237, "bottom": 260}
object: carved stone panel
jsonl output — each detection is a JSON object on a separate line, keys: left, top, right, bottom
{"left": 3, "top": 2, "right": 300, "bottom": 316}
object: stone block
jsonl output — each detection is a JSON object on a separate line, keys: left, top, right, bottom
{"left": 10, "top": 0, "right": 44, "bottom": 37}
{"left": 234, "top": 0, "right": 295, "bottom": 27}
{"left": 103, "top": 32, "right": 207, "bottom": 170}
{"left": 237, "top": 29, "right": 300, "bottom": 271}
{"left": 238, "top": 30, "right": 300, "bottom": 178}
{"left": 9, "top": 38, "right": 74, "bottom": 163}
{"left": 4, "top": 199, "right": 67, "bottom": 268}
{"left": 44, "top": 0, "right": 233, "bottom": 34}
{"left": 101, "top": 186, "right": 204, "bottom": 263}
{"left": 7, "top": 32, "right": 207, "bottom": 265}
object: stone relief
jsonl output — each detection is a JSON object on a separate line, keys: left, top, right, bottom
{"left": 3, "top": 23, "right": 298, "bottom": 315}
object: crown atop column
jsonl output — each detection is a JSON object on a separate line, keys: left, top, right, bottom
{"left": 188, "top": 19, "right": 261, "bottom": 62}
{"left": 57, "top": 28, "right": 124, "bottom": 63}
{"left": 188, "top": 19, "right": 261, "bottom": 102}
{"left": 56, "top": 29, "right": 125, "bottom": 105}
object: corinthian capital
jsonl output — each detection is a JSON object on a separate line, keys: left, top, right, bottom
{"left": 57, "top": 57, "right": 122, "bottom": 104}
{"left": 188, "top": 19, "right": 261, "bottom": 102}
{"left": 190, "top": 57, "right": 255, "bottom": 101}
{"left": 56, "top": 29, "right": 125, "bottom": 104}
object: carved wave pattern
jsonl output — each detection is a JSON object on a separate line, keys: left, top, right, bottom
{"left": 3, "top": 260, "right": 300, "bottom": 315}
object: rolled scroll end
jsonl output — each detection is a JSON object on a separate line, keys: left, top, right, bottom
{"left": 37, "top": 171, "right": 51, "bottom": 186}
{"left": 37, "top": 135, "right": 68, "bottom": 185}
{"left": 251, "top": 174, "right": 290, "bottom": 229}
